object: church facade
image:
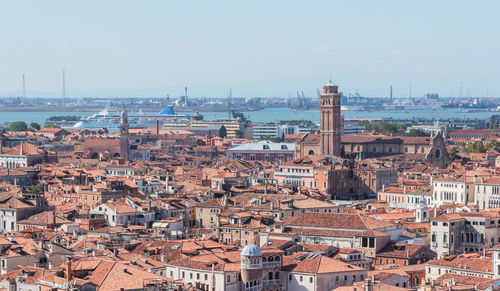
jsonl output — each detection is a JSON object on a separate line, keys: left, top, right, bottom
{"left": 295, "top": 82, "right": 451, "bottom": 169}
{"left": 83, "top": 109, "right": 149, "bottom": 161}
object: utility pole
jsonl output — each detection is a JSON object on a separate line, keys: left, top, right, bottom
{"left": 22, "top": 74, "right": 26, "bottom": 105}
{"left": 228, "top": 88, "right": 232, "bottom": 119}
{"left": 62, "top": 69, "right": 66, "bottom": 100}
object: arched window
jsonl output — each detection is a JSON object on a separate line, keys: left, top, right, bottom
{"left": 308, "top": 150, "right": 315, "bottom": 155}
{"left": 275, "top": 256, "right": 281, "bottom": 261}
{"left": 405, "top": 147, "right": 408, "bottom": 153}
{"left": 275, "top": 271, "right": 280, "bottom": 279}
{"left": 268, "top": 256, "right": 274, "bottom": 262}
{"left": 269, "top": 272, "right": 273, "bottom": 280}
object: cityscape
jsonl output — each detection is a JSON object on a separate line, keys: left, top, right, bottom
{"left": 1, "top": 1, "right": 500, "bottom": 291}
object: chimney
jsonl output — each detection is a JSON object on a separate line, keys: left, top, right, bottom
{"left": 404, "top": 186, "right": 407, "bottom": 194}
{"left": 52, "top": 211, "right": 56, "bottom": 226}
{"left": 364, "top": 277, "right": 373, "bottom": 291}
{"left": 65, "top": 257, "right": 72, "bottom": 282}
{"left": 20, "top": 142, "right": 23, "bottom": 156}
{"left": 156, "top": 120, "right": 160, "bottom": 135}
{"left": 160, "top": 253, "right": 165, "bottom": 263}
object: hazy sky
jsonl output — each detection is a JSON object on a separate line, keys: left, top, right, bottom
{"left": 0, "top": 1, "right": 498, "bottom": 98}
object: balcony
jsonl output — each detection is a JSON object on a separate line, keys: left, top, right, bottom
{"left": 263, "top": 279, "right": 281, "bottom": 286}
{"left": 262, "top": 262, "right": 281, "bottom": 268}
{"left": 274, "top": 171, "right": 313, "bottom": 178}
{"left": 241, "top": 263, "right": 262, "bottom": 269}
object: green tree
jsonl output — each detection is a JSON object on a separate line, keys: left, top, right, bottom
{"left": 449, "top": 147, "right": 460, "bottom": 160}
{"left": 359, "top": 121, "right": 407, "bottom": 135}
{"left": 29, "top": 122, "right": 41, "bottom": 131}
{"left": 43, "top": 123, "right": 61, "bottom": 129}
{"left": 486, "top": 139, "right": 499, "bottom": 150}
{"left": 26, "top": 183, "right": 44, "bottom": 192}
{"left": 235, "top": 130, "right": 244, "bottom": 138}
{"left": 464, "top": 141, "right": 486, "bottom": 153}
{"left": 7, "top": 121, "right": 28, "bottom": 131}
{"left": 405, "top": 129, "right": 430, "bottom": 137}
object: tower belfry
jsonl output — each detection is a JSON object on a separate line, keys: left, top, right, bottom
{"left": 120, "top": 108, "right": 130, "bottom": 161}
{"left": 319, "top": 82, "right": 342, "bottom": 156}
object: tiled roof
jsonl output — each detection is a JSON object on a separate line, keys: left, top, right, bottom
{"left": 282, "top": 253, "right": 365, "bottom": 274}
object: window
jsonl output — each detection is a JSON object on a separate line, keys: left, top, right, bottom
{"left": 336, "top": 276, "right": 339, "bottom": 281}
{"left": 205, "top": 274, "right": 208, "bottom": 280}
{"left": 300, "top": 276, "right": 303, "bottom": 282}
{"left": 309, "top": 277, "right": 313, "bottom": 283}
{"left": 289, "top": 275, "right": 292, "bottom": 281}
{"left": 227, "top": 275, "right": 230, "bottom": 282}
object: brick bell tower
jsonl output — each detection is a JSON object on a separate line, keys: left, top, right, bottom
{"left": 319, "top": 82, "right": 342, "bottom": 156}
{"left": 120, "top": 108, "right": 130, "bottom": 161}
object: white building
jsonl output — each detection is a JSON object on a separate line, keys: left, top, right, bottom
{"left": 475, "top": 177, "right": 500, "bottom": 209}
{"left": 432, "top": 176, "right": 473, "bottom": 207}
{"left": 251, "top": 122, "right": 318, "bottom": 140}
{"left": 89, "top": 198, "right": 155, "bottom": 227}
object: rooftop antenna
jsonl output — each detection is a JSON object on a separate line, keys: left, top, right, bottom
{"left": 228, "top": 88, "right": 232, "bottom": 118}
{"left": 22, "top": 74, "right": 26, "bottom": 104}
{"left": 62, "top": 69, "right": 66, "bottom": 100}
{"left": 390, "top": 85, "right": 393, "bottom": 102}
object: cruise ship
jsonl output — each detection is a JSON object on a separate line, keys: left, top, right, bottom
{"left": 73, "top": 106, "right": 190, "bottom": 131}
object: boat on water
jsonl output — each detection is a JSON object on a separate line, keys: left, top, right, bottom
{"left": 73, "top": 106, "right": 190, "bottom": 131}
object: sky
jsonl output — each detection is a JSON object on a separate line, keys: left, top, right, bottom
{"left": 0, "top": 0, "right": 498, "bottom": 98}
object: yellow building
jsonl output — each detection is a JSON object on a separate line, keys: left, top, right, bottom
{"left": 164, "top": 119, "right": 245, "bottom": 138}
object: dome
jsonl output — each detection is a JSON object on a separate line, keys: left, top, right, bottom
{"left": 241, "top": 244, "right": 262, "bottom": 256}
